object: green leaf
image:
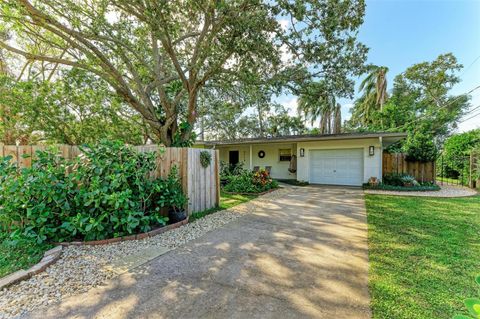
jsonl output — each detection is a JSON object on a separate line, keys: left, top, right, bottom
{"left": 464, "top": 298, "right": 480, "bottom": 317}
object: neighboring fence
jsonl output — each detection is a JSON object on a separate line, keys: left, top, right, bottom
{"left": 436, "top": 154, "right": 471, "bottom": 187}
{"left": 0, "top": 144, "right": 220, "bottom": 214}
{"left": 470, "top": 151, "right": 480, "bottom": 188}
{"left": 382, "top": 152, "right": 435, "bottom": 183}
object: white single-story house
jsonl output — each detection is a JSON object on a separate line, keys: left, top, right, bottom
{"left": 202, "top": 132, "right": 407, "bottom": 186}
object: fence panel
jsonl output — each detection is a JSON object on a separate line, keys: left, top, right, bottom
{"left": 383, "top": 152, "right": 436, "bottom": 182}
{"left": 0, "top": 144, "right": 219, "bottom": 214}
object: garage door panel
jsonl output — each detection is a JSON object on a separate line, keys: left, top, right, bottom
{"left": 309, "top": 149, "right": 363, "bottom": 186}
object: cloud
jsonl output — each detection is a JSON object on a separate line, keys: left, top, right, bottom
{"left": 341, "top": 103, "right": 354, "bottom": 121}
{"left": 281, "top": 97, "right": 298, "bottom": 116}
{"left": 278, "top": 18, "right": 290, "bottom": 31}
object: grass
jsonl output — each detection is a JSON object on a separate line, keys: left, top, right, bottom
{"left": 437, "top": 176, "right": 469, "bottom": 186}
{"left": 366, "top": 194, "right": 480, "bottom": 319}
{"left": 0, "top": 234, "right": 53, "bottom": 278}
{"left": 189, "top": 191, "right": 257, "bottom": 221}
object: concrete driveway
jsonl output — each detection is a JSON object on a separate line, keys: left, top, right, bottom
{"left": 24, "top": 186, "right": 370, "bottom": 319}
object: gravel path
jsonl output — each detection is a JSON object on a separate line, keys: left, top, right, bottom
{"left": 0, "top": 189, "right": 289, "bottom": 319}
{"left": 364, "top": 184, "right": 478, "bottom": 197}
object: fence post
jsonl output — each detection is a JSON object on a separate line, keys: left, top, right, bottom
{"left": 470, "top": 153, "right": 474, "bottom": 188}
{"left": 215, "top": 149, "right": 220, "bottom": 207}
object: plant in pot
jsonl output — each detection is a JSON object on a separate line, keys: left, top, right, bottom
{"left": 368, "top": 176, "right": 379, "bottom": 187}
{"left": 166, "top": 166, "right": 188, "bottom": 223}
{"left": 400, "top": 175, "right": 418, "bottom": 187}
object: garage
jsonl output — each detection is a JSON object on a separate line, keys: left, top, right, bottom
{"left": 309, "top": 149, "right": 364, "bottom": 186}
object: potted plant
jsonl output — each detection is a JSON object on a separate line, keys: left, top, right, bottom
{"left": 168, "top": 185, "right": 188, "bottom": 223}
{"left": 400, "top": 175, "right": 418, "bottom": 187}
{"left": 368, "top": 176, "right": 379, "bottom": 187}
{"left": 165, "top": 166, "right": 188, "bottom": 223}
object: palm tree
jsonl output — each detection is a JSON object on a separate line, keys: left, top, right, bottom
{"left": 353, "top": 65, "right": 389, "bottom": 127}
{"left": 333, "top": 103, "right": 342, "bottom": 134}
{"left": 298, "top": 82, "right": 337, "bottom": 134}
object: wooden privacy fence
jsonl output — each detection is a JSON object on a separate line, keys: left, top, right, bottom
{"left": 0, "top": 144, "right": 220, "bottom": 214}
{"left": 382, "top": 152, "right": 435, "bottom": 183}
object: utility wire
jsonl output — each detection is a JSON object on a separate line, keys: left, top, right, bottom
{"left": 459, "top": 106, "right": 480, "bottom": 123}
{"left": 460, "top": 54, "right": 480, "bottom": 77}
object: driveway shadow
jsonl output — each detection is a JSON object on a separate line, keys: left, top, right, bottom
{"left": 22, "top": 187, "right": 371, "bottom": 319}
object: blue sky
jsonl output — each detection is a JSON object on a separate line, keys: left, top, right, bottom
{"left": 279, "top": 0, "right": 480, "bottom": 132}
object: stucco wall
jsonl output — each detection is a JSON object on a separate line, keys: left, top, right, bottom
{"left": 216, "top": 143, "right": 297, "bottom": 179}
{"left": 296, "top": 138, "right": 382, "bottom": 183}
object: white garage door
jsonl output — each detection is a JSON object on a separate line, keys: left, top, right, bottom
{"left": 309, "top": 149, "right": 364, "bottom": 186}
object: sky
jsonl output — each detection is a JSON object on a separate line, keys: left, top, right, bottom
{"left": 279, "top": 0, "right": 480, "bottom": 132}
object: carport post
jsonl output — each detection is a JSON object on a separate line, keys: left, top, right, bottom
{"left": 249, "top": 145, "right": 253, "bottom": 170}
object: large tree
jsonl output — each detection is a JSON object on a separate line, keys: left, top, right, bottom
{"left": 0, "top": 0, "right": 367, "bottom": 145}
{"left": 298, "top": 82, "right": 340, "bottom": 134}
{"left": 347, "top": 54, "right": 470, "bottom": 139}
{"left": 348, "top": 65, "right": 388, "bottom": 128}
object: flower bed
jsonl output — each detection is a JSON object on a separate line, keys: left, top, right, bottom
{"left": 221, "top": 165, "right": 279, "bottom": 194}
{"left": 364, "top": 173, "right": 440, "bottom": 192}
{"left": 363, "top": 183, "right": 440, "bottom": 192}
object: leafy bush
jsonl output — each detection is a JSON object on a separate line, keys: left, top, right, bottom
{"left": 223, "top": 169, "right": 278, "bottom": 193}
{"left": 453, "top": 276, "right": 480, "bottom": 319}
{"left": 0, "top": 141, "right": 187, "bottom": 243}
{"left": 220, "top": 160, "right": 246, "bottom": 178}
{"left": 442, "top": 130, "right": 480, "bottom": 179}
{"left": 404, "top": 132, "right": 438, "bottom": 162}
{"left": 383, "top": 173, "right": 409, "bottom": 186}
{"left": 0, "top": 150, "right": 76, "bottom": 243}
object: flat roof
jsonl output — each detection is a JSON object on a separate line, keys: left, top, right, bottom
{"left": 201, "top": 132, "right": 407, "bottom": 146}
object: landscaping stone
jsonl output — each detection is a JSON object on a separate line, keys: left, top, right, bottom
{"left": 0, "top": 189, "right": 288, "bottom": 319}
{"left": 364, "top": 184, "right": 477, "bottom": 197}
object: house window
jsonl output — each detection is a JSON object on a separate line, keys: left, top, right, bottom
{"left": 279, "top": 149, "right": 292, "bottom": 162}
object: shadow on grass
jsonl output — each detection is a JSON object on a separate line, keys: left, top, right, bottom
{"left": 366, "top": 194, "right": 480, "bottom": 319}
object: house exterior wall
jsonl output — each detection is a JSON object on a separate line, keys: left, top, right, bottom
{"left": 214, "top": 137, "right": 383, "bottom": 185}
{"left": 216, "top": 143, "right": 297, "bottom": 179}
{"left": 296, "top": 138, "right": 382, "bottom": 184}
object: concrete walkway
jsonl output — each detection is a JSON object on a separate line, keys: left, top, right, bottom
{"left": 24, "top": 186, "right": 371, "bottom": 319}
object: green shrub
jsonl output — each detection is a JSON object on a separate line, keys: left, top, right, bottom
{"left": 363, "top": 183, "right": 440, "bottom": 192}
{"left": 0, "top": 141, "right": 187, "bottom": 243}
{"left": 404, "top": 132, "right": 438, "bottom": 162}
{"left": 0, "top": 150, "right": 76, "bottom": 243}
{"left": 220, "top": 160, "right": 246, "bottom": 179}
{"left": 383, "top": 173, "right": 410, "bottom": 186}
{"left": 453, "top": 276, "right": 480, "bottom": 319}
{"left": 223, "top": 169, "right": 278, "bottom": 193}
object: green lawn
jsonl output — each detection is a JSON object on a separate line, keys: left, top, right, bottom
{"left": 366, "top": 194, "right": 480, "bottom": 319}
{"left": 0, "top": 234, "right": 52, "bottom": 278}
{"left": 189, "top": 191, "right": 257, "bottom": 221}
{"left": 436, "top": 176, "right": 469, "bottom": 186}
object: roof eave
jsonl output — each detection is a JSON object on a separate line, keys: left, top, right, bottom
{"left": 204, "top": 132, "right": 408, "bottom": 146}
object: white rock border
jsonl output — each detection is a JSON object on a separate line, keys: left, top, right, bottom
{"left": 0, "top": 246, "right": 63, "bottom": 290}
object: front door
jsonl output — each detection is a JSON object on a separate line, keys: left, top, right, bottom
{"left": 229, "top": 150, "right": 239, "bottom": 166}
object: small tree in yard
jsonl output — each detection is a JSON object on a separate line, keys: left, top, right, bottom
{"left": 0, "top": 0, "right": 367, "bottom": 145}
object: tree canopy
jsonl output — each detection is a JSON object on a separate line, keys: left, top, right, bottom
{"left": 0, "top": 0, "right": 368, "bottom": 145}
